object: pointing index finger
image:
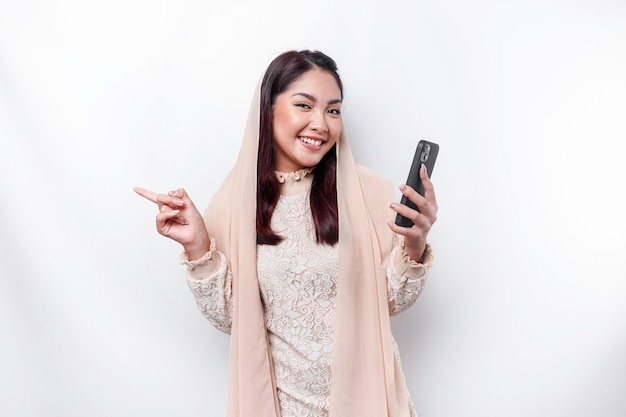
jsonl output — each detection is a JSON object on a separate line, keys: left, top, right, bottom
{"left": 133, "top": 186, "right": 159, "bottom": 204}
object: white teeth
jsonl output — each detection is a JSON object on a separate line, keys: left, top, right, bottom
{"left": 298, "top": 136, "right": 323, "bottom": 146}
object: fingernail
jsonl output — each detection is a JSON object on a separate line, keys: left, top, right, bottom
{"left": 171, "top": 210, "right": 180, "bottom": 215}
{"left": 389, "top": 202, "right": 397, "bottom": 209}
{"left": 168, "top": 190, "right": 176, "bottom": 195}
{"left": 421, "top": 163, "right": 428, "bottom": 175}
{"left": 399, "top": 184, "right": 407, "bottom": 192}
{"left": 175, "top": 199, "right": 184, "bottom": 206}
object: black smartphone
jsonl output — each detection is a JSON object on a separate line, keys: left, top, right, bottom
{"left": 395, "top": 140, "right": 439, "bottom": 227}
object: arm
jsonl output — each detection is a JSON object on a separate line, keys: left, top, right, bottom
{"left": 387, "top": 233, "right": 434, "bottom": 316}
{"left": 181, "top": 237, "right": 234, "bottom": 334}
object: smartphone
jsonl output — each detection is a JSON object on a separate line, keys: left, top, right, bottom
{"left": 395, "top": 140, "right": 439, "bottom": 227}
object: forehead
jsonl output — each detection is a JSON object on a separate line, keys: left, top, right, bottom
{"left": 284, "top": 69, "right": 342, "bottom": 98}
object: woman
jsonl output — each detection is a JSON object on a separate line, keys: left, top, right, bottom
{"left": 134, "top": 50, "right": 437, "bottom": 417}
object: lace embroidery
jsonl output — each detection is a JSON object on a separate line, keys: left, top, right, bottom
{"left": 257, "top": 190, "right": 337, "bottom": 415}
{"left": 187, "top": 249, "right": 233, "bottom": 333}
{"left": 387, "top": 234, "right": 430, "bottom": 316}
{"left": 186, "top": 192, "right": 429, "bottom": 416}
{"left": 179, "top": 237, "right": 217, "bottom": 270}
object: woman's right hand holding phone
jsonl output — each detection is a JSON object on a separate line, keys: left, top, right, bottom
{"left": 133, "top": 186, "right": 211, "bottom": 260}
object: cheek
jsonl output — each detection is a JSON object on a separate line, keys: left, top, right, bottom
{"left": 273, "top": 110, "right": 301, "bottom": 135}
{"left": 330, "top": 120, "right": 343, "bottom": 140}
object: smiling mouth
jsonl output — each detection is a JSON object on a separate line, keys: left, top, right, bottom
{"left": 298, "top": 136, "right": 323, "bottom": 146}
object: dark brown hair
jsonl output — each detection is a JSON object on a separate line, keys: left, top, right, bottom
{"left": 256, "top": 50, "right": 343, "bottom": 246}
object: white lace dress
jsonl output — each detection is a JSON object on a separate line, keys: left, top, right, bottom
{"left": 182, "top": 171, "right": 432, "bottom": 417}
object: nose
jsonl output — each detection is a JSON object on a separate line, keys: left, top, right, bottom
{"left": 310, "top": 110, "right": 328, "bottom": 133}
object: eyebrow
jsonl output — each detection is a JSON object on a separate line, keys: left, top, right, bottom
{"left": 293, "top": 92, "right": 342, "bottom": 105}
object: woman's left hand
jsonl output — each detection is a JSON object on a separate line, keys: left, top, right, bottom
{"left": 387, "top": 164, "right": 438, "bottom": 262}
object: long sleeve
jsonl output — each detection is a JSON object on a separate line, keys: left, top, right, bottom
{"left": 386, "top": 234, "right": 434, "bottom": 316}
{"left": 180, "top": 238, "right": 234, "bottom": 334}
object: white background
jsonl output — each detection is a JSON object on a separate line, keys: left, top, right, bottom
{"left": 1, "top": 1, "right": 625, "bottom": 416}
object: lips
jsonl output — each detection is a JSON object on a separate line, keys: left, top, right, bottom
{"left": 298, "top": 136, "right": 324, "bottom": 147}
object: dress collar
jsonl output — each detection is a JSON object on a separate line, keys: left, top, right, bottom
{"left": 274, "top": 168, "right": 314, "bottom": 196}
{"left": 274, "top": 167, "right": 313, "bottom": 184}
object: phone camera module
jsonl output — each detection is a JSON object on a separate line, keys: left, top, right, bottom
{"left": 420, "top": 144, "right": 431, "bottom": 163}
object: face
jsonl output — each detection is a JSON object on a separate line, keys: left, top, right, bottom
{"left": 272, "top": 69, "right": 343, "bottom": 173}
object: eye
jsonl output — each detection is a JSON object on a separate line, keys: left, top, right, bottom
{"left": 295, "top": 102, "right": 312, "bottom": 109}
{"left": 328, "top": 108, "right": 341, "bottom": 116}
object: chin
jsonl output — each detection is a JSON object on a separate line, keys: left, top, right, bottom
{"left": 300, "top": 158, "right": 323, "bottom": 168}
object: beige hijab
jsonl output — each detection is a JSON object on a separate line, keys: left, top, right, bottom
{"left": 204, "top": 81, "right": 411, "bottom": 417}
